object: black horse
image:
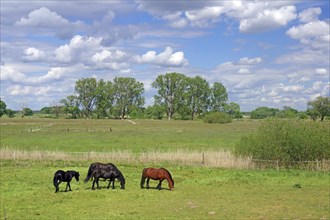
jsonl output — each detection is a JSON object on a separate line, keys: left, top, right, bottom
{"left": 53, "top": 170, "right": 80, "bottom": 193}
{"left": 84, "top": 162, "right": 125, "bottom": 190}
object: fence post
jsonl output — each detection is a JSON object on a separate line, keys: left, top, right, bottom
{"left": 276, "top": 160, "right": 279, "bottom": 171}
{"left": 202, "top": 153, "right": 205, "bottom": 165}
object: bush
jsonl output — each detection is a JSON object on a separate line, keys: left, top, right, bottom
{"left": 203, "top": 112, "right": 232, "bottom": 124}
{"left": 234, "top": 118, "right": 330, "bottom": 163}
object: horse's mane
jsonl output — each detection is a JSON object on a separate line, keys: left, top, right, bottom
{"left": 160, "top": 168, "right": 174, "bottom": 184}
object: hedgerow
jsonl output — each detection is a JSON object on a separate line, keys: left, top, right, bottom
{"left": 234, "top": 118, "right": 330, "bottom": 162}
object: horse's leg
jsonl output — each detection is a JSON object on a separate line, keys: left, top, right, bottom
{"left": 146, "top": 178, "right": 150, "bottom": 189}
{"left": 92, "top": 179, "right": 96, "bottom": 190}
{"left": 96, "top": 178, "right": 101, "bottom": 189}
{"left": 107, "top": 178, "right": 112, "bottom": 189}
{"left": 67, "top": 181, "right": 72, "bottom": 191}
{"left": 140, "top": 176, "right": 146, "bottom": 189}
{"left": 156, "top": 179, "right": 163, "bottom": 190}
{"left": 55, "top": 181, "right": 59, "bottom": 193}
{"left": 111, "top": 178, "right": 115, "bottom": 189}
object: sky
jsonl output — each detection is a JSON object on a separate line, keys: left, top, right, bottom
{"left": 1, "top": 0, "right": 329, "bottom": 112}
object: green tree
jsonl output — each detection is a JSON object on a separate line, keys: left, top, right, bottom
{"left": 113, "top": 77, "right": 145, "bottom": 119}
{"left": 22, "top": 108, "right": 33, "bottom": 118}
{"left": 210, "top": 82, "right": 228, "bottom": 112}
{"left": 251, "top": 107, "right": 280, "bottom": 119}
{"left": 95, "top": 79, "right": 114, "bottom": 118}
{"left": 307, "top": 96, "right": 330, "bottom": 121}
{"left": 0, "top": 99, "right": 7, "bottom": 117}
{"left": 75, "top": 78, "right": 98, "bottom": 118}
{"left": 152, "top": 72, "right": 187, "bottom": 120}
{"left": 224, "top": 102, "right": 243, "bottom": 119}
{"left": 61, "top": 96, "right": 81, "bottom": 119}
{"left": 6, "top": 109, "right": 15, "bottom": 118}
{"left": 184, "top": 76, "right": 210, "bottom": 120}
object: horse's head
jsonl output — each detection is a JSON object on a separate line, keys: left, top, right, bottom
{"left": 119, "top": 176, "right": 126, "bottom": 189}
{"left": 75, "top": 172, "right": 80, "bottom": 182}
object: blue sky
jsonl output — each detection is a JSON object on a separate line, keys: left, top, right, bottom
{"left": 1, "top": 0, "right": 329, "bottom": 111}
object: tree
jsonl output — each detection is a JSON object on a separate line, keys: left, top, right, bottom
{"left": 224, "top": 102, "right": 243, "bottom": 119}
{"left": 61, "top": 96, "right": 80, "bottom": 119}
{"left": 152, "top": 72, "right": 187, "bottom": 120}
{"left": 21, "top": 108, "right": 33, "bottom": 118}
{"left": 251, "top": 107, "right": 280, "bottom": 119}
{"left": 75, "top": 78, "right": 98, "bottom": 118}
{"left": 0, "top": 99, "right": 7, "bottom": 117}
{"left": 95, "top": 79, "right": 114, "bottom": 118}
{"left": 113, "top": 77, "right": 145, "bottom": 119}
{"left": 184, "top": 76, "right": 210, "bottom": 120}
{"left": 210, "top": 82, "right": 228, "bottom": 112}
{"left": 307, "top": 96, "right": 330, "bottom": 121}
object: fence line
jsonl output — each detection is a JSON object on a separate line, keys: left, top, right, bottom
{"left": 1, "top": 149, "right": 329, "bottom": 171}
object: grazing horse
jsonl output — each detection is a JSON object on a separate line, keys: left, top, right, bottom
{"left": 53, "top": 170, "right": 80, "bottom": 193}
{"left": 141, "top": 168, "right": 174, "bottom": 190}
{"left": 84, "top": 162, "right": 125, "bottom": 190}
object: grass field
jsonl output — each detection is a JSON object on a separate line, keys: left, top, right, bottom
{"left": 1, "top": 118, "right": 329, "bottom": 219}
{"left": 1, "top": 160, "right": 329, "bottom": 219}
{"left": 0, "top": 118, "right": 260, "bottom": 152}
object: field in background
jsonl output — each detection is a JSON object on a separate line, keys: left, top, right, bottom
{"left": 0, "top": 118, "right": 260, "bottom": 152}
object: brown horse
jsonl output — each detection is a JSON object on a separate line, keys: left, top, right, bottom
{"left": 140, "top": 168, "right": 174, "bottom": 190}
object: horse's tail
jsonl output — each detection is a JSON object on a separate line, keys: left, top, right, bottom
{"left": 84, "top": 164, "right": 94, "bottom": 183}
{"left": 53, "top": 173, "right": 58, "bottom": 188}
{"left": 161, "top": 168, "right": 174, "bottom": 186}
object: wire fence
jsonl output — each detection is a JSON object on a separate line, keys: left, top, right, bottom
{"left": 1, "top": 149, "right": 329, "bottom": 172}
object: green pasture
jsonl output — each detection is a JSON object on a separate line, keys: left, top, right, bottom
{"left": 0, "top": 160, "right": 329, "bottom": 219}
{"left": 0, "top": 118, "right": 260, "bottom": 152}
{"left": 1, "top": 118, "right": 329, "bottom": 219}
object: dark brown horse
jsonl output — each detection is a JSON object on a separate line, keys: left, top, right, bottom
{"left": 140, "top": 168, "right": 174, "bottom": 190}
{"left": 84, "top": 162, "right": 125, "bottom": 190}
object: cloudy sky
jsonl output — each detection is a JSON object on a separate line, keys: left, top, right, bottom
{"left": 1, "top": 0, "right": 329, "bottom": 111}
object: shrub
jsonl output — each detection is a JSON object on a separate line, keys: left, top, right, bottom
{"left": 234, "top": 118, "right": 330, "bottom": 162}
{"left": 203, "top": 112, "right": 232, "bottom": 124}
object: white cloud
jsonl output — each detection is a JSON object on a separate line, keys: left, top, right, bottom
{"left": 239, "top": 6, "right": 296, "bottom": 33}
{"left": 298, "top": 7, "right": 321, "bottom": 23}
{"left": 238, "top": 57, "right": 262, "bottom": 65}
{"left": 55, "top": 35, "right": 102, "bottom": 63}
{"left": 1, "top": 64, "right": 68, "bottom": 85}
{"left": 286, "top": 20, "right": 330, "bottom": 49}
{"left": 315, "top": 68, "right": 328, "bottom": 75}
{"left": 23, "top": 47, "right": 45, "bottom": 61}
{"left": 15, "top": 7, "right": 84, "bottom": 39}
{"left": 138, "top": 47, "right": 188, "bottom": 66}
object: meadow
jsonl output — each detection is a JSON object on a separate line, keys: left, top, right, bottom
{"left": 0, "top": 118, "right": 329, "bottom": 219}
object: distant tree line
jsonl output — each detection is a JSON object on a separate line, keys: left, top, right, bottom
{"left": 1, "top": 73, "right": 329, "bottom": 122}
{"left": 52, "top": 72, "right": 240, "bottom": 121}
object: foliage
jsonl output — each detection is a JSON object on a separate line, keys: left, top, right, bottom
{"left": 21, "top": 108, "right": 33, "bottom": 117}
{"left": 184, "top": 76, "right": 210, "bottom": 120}
{"left": 0, "top": 99, "right": 7, "bottom": 117}
{"left": 307, "top": 96, "right": 330, "bottom": 121}
{"left": 224, "top": 102, "right": 243, "bottom": 119}
{"left": 113, "top": 77, "right": 145, "bottom": 119}
{"left": 250, "top": 107, "right": 280, "bottom": 119}
{"left": 234, "top": 118, "right": 330, "bottom": 163}
{"left": 203, "top": 112, "right": 232, "bottom": 124}
{"left": 75, "top": 78, "right": 98, "bottom": 118}
{"left": 209, "top": 82, "right": 228, "bottom": 112}
{"left": 152, "top": 72, "right": 187, "bottom": 120}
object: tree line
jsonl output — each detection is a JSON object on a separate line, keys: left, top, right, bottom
{"left": 56, "top": 72, "right": 236, "bottom": 120}
{"left": 0, "top": 72, "right": 329, "bottom": 121}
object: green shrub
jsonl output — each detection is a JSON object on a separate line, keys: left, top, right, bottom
{"left": 203, "top": 112, "right": 232, "bottom": 124}
{"left": 234, "top": 118, "right": 330, "bottom": 162}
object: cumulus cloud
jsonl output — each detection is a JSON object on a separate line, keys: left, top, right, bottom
{"left": 138, "top": 47, "right": 188, "bottom": 66}
{"left": 298, "top": 7, "right": 321, "bottom": 23}
{"left": 239, "top": 6, "right": 297, "bottom": 33}
{"left": 55, "top": 35, "right": 102, "bottom": 63}
{"left": 23, "top": 47, "right": 46, "bottom": 61}
{"left": 238, "top": 57, "right": 262, "bottom": 65}
{"left": 15, "top": 7, "right": 84, "bottom": 39}
{"left": 1, "top": 64, "right": 68, "bottom": 85}
{"left": 286, "top": 20, "right": 330, "bottom": 49}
